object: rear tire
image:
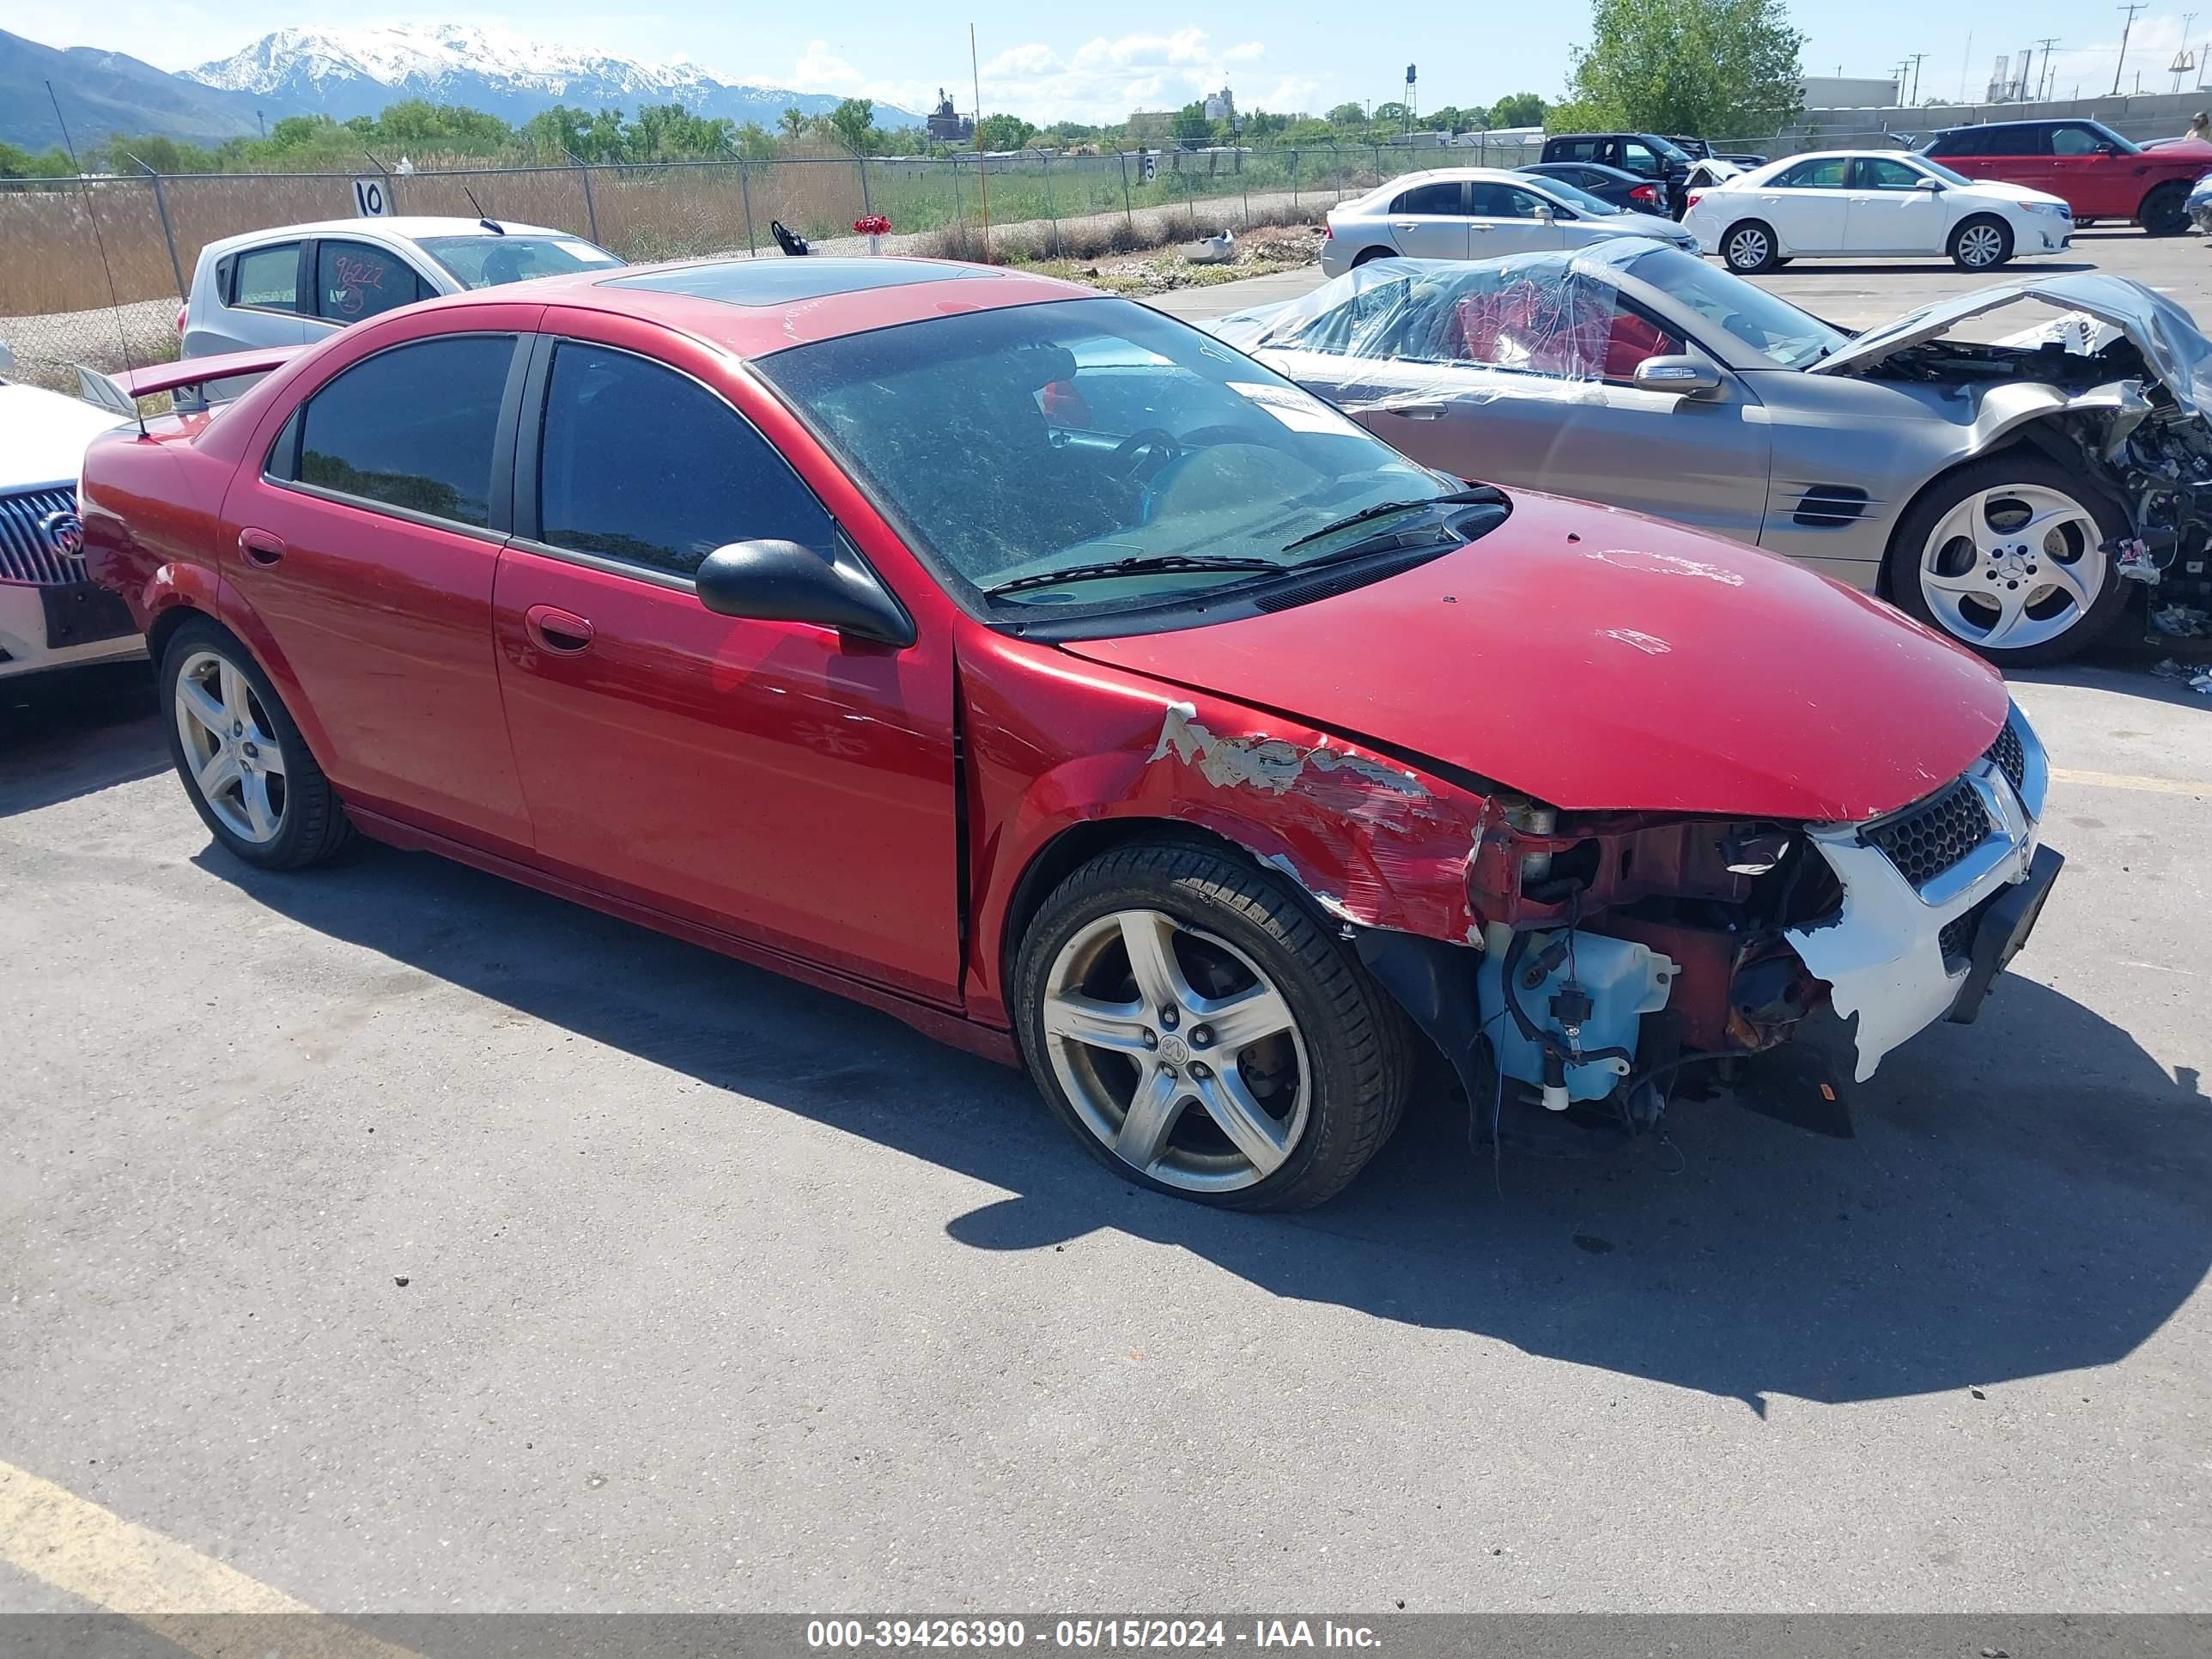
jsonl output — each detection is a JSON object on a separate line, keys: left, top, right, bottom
{"left": 1013, "top": 839, "right": 1411, "bottom": 1211}
{"left": 160, "top": 616, "right": 352, "bottom": 869}
{"left": 1350, "top": 246, "right": 1397, "bottom": 268}
{"left": 1948, "top": 215, "right": 2012, "bottom": 271}
{"left": 2139, "top": 181, "right": 2190, "bottom": 235}
{"left": 1720, "top": 220, "right": 1780, "bottom": 273}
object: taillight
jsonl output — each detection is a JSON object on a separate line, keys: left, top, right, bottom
{"left": 1686, "top": 189, "right": 1705, "bottom": 210}
{"left": 1631, "top": 183, "right": 1659, "bottom": 206}
{"left": 174, "top": 305, "right": 187, "bottom": 334}
{"left": 1322, "top": 222, "right": 1334, "bottom": 240}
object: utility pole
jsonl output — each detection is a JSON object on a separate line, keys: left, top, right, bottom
{"left": 2033, "top": 38, "right": 2060, "bottom": 101}
{"left": 2114, "top": 3, "right": 2146, "bottom": 96}
{"left": 1906, "top": 52, "right": 1928, "bottom": 104}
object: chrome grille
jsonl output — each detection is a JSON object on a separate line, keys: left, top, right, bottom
{"left": 0, "top": 487, "right": 84, "bottom": 586}
{"left": 1985, "top": 720, "right": 2026, "bottom": 797}
{"left": 1866, "top": 775, "right": 1993, "bottom": 890}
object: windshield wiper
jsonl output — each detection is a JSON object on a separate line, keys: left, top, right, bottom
{"left": 1280, "top": 485, "right": 1504, "bottom": 553}
{"left": 983, "top": 553, "right": 1287, "bottom": 596}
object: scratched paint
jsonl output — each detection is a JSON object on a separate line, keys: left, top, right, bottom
{"left": 1149, "top": 702, "right": 1431, "bottom": 799}
{"left": 1601, "top": 628, "right": 1673, "bottom": 655}
{"left": 1584, "top": 548, "right": 1746, "bottom": 586}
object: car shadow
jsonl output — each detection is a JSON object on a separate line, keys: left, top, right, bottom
{"left": 204, "top": 833, "right": 2211, "bottom": 1414}
{"left": 0, "top": 659, "right": 165, "bottom": 817}
{"left": 1755, "top": 259, "right": 2100, "bottom": 277}
{"left": 2011, "top": 651, "right": 2212, "bottom": 709}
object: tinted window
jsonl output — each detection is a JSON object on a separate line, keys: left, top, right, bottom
{"left": 1555, "top": 139, "right": 1598, "bottom": 162}
{"left": 1983, "top": 125, "right": 2045, "bottom": 156}
{"left": 1856, "top": 156, "right": 1927, "bottom": 191}
{"left": 1467, "top": 181, "right": 1548, "bottom": 217}
{"left": 2051, "top": 125, "right": 2106, "bottom": 156}
{"left": 1927, "top": 128, "right": 1979, "bottom": 156}
{"left": 1392, "top": 180, "right": 1464, "bottom": 214}
{"left": 416, "top": 234, "right": 623, "bottom": 289}
{"left": 537, "top": 343, "right": 830, "bottom": 576}
{"left": 1777, "top": 156, "right": 1850, "bottom": 188}
{"left": 314, "top": 240, "right": 423, "bottom": 323}
{"left": 233, "top": 244, "right": 299, "bottom": 312}
{"left": 298, "top": 335, "right": 516, "bottom": 526}
{"left": 1621, "top": 141, "right": 1660, "bottom": 173}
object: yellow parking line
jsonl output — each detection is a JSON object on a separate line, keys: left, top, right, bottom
{"left": 0, "top": 1458, "right": 423, "bottom": 1658}
{"left": 2049, "top": 766, "right": 2209, "bottom": 797}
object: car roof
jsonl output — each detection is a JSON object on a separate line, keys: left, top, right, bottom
{"left": 398, "top": 254, "right": 1095, "bottom": 360}
{"left": 1525, "top": 160, "right": 1640, "bottom": 180}
{"left": 1366, "top": 167, "right": 1561, "bottom": 190}
{"left": 203, "top": 216, "right": 569, "bottom": 255}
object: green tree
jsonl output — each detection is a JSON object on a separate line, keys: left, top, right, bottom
{"left": 827, "top": 97, "right": 878, "bottom": 153}
{"left": 1170, "top": 101, "right": 1212, "bottom": 146}
{"left": 1564, "top": 0, "right": 1804, "bottom": 136}
{"left": 0, "top": 139, "right": 74, "bottom": 178}
{"left": 975, "top": 112, "right": 1036, "bottom": 150}
{"left": 1488, "top": 91, "right": 1548, "bottom": 127}
{"left": 520, "top": 106, "right": 594, "bottom": 161}
{"left": 1325, "top": 101, "right": 1367, "bottom": 126}
{"left": 778, "top": 106, "right": 810, "bottom": 140}
{"left": 1243, "top": 107, "right": 1290, "bottom": 140}
{"left": 95, "top": 134, "right": 220, "bottom": 173}
{"left": 730, "top": 121, "right": 780, "bottom": 159}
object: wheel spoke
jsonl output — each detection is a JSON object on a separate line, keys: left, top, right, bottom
{"left": 2017, "top": 504, "right": 2090, "bottom": 549}
{"left": 1922, "top": 567, "right": 1986, "bottom": 596}
{"left": 253, "top": 742, "right": 287, "bottom": 778}
{"left": 240, "top": 770, "right": 280, "bottom": 839}
{"left": 1114, "top": 1062, "right": 1187, "bottom": 1172}
{"left": 219, "top": 661, "right": 252, "bottom": 726}
{"left": 1976, "top": 579, "right": 2035, "bottom": 647}
{"left": 196, "top": 749, "right": 241, "bottom": 800}
{"left": 178, "top": 676, "right": 228, "bottom": 738}
{"left": 1193, "top": 982, "right": 1295, "bottom": 1054}
{"left": 1043, "top": 992, "right": 1152, "bottom": 1056}
{"left": 1117, "top": 911, "right": 1195, "bottom": 1013}
{"left": 2034, "top": 555, "right": 2096, "bottom": 615}
{"left": 1193, "top": 1069, "right": 1292, "bottom": 1176}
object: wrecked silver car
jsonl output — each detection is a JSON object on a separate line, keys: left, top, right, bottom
{"left": 1211, "top": 241, "right": 2212, "bottom": 664}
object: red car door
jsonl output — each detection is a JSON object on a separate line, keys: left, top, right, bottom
{"left": 489, "top": 317, "right": 962, "bottom": 1003}
{"left": 221, "top": 321, "right": 536, "bottom": 853}
{"left": 2045, "top": 122, "right": 2128, "bottom": 217}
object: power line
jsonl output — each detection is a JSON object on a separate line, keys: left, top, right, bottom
{"left": 2033, "top": 38, "right": 2060, "bottom": 101}
{"left": 2113, "top": 3, "right": 2146, "bottom": 97}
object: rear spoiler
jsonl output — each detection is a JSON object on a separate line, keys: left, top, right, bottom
{"left": 74, "top": 346, "right": 303, "bottom": 418}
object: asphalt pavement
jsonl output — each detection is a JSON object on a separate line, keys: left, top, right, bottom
{"left": 3, "top": 228, "right": 2209, "bottom": 1625}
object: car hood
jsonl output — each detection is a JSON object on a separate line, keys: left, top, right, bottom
{"left": 1960, "top": 180, "right": 2069, "bottom": 206}
{"left": 1811, "top": 271, "right": 2212, "bottom": 415}
{"left": 1060, "top": 491, "right": 2006, "bottom": 823}
{"left": 1601, "top": 210, "right": 1692, "bottom": 241}
{"left": 0, "top": 382, "right": 131, "bottom": 485}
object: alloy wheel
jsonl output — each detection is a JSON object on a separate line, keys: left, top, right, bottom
{"left": 173, "top": 648, "right": 289, "bottom": 844}
{"left": 1725, "top": 227, "right": 1770, "bottom": 270}
{"left": 1040, "top": 908, "right": 1310, "bottom": 1194}
{"left": 1917, "top": 483, "right": 2106, "bottom": 653}
{"left": 1956, "top": 222, "right": 2006, "bottom": 269}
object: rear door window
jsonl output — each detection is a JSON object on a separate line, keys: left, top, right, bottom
{"left": 232, "top": 244, "right": 301, "bottom": 313}
{"left": 534, "top": 342, "right": 832, "bottom": 577}
{"left": 296, "top": 334, "right": 519, "bottom": 527}
{"left": 2049, "top": 125, "right": 2105, "bottom": 156}
{"left": 1391, "top": 180, "right": 1465, "bottom": 214}
{"left": 1775, "top": 156, "right": 1850, "bottom": 188}
{"left": 313, "top": 240, "right": 426, "bottom": 324}
{"left": 1467, "top": 181, "right": 1548, "bottom": 217}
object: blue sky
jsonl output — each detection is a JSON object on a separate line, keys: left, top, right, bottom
{"left": 18, "top": 3, "right": 2212, "bottom": 125}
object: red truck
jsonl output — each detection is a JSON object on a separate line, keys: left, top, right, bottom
{"left": 1919, "top": 118, "right": 2212, "bottom": 232}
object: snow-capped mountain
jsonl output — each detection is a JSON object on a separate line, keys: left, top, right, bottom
{"left": 185, "top": 25, "right": 921, "bottom": 129}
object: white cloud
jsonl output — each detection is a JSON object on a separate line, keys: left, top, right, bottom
{"left": 927, "top": 28, "right": 1279, "bottom": 124}
{"left": 793, "top": 40, "right": 864, "bottom": 90}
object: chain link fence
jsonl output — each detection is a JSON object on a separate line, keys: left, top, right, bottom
{"left": 3, "top": 132, "right": 1712, "bottom": 391}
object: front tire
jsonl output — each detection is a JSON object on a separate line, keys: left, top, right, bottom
{"left": 161, "top": 617, "right": 351, "bottom": 868}
{"left": 1721, "top": 220, "right": 1779, "bottom": 273}
{"left": 1948, "top": 215, "right": 2012, "bottom": 270}
{"left": 1887, "top": 455, "right": 2128, "bottom": 665}
{"left": 1013, "top": 840, "right": 1410, "bottom": 1211}
{"left": 2139, "top": 181, "right": 2190, "bottom": 235}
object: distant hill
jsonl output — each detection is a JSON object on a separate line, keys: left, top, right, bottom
{"left": 1, "top": 28, "right": 280, "bottom": 149}
{"left": 186, "top": 25, "right": 924, "bottom": 131}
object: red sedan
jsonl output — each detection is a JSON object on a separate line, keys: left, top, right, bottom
{"left": 82, "top": 258, "right": 2061, "bottom": 1209}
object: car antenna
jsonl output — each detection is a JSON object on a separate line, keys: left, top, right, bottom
{"left": 462, "top": 185, "right": 504, "bottom": 234}
{"left": 44, "top": 77, "right": 145, "bottom": 437}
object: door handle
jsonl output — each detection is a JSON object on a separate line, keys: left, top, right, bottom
{"left": 1384, "top": 402, "right": 1449, "bottom": 420}
{"left": 237, "top": 527, "right": 285, "bottom": 566}
{"left": 1392, "top": 221, "right": 1419, "bottom": 230}
{"left": 524, "top": 604, "right": 594, "bottom": 654}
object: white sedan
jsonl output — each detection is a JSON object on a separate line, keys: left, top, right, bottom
{"left": 1319, "top": 167, "right": 1698, "bottom": 277}
{"left": 0, "top": 343, "right": 137, "bottom": 679}
{"left": 1683, "top": 150, "right": 2074, "bottom": 274}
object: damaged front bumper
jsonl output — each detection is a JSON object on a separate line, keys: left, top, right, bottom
{"left": 1785, "top": 703, "right": 2058, "bottom": 1080}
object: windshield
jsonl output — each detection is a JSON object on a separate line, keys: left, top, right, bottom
{"left": 416, "top": 234, "right": 623, "bottom": 289}
{"left": 757, "top": 297, "right": 1465, "bottom": 616}
{"left": 1914, "top": 156, "right": 1975, "bottom": 186}
{"left": 1534, "top": 177, "right": 1627, "bottom": 216}
{"left": 1623, "top": 246, "right": 1851, "bottom": 369}
{"left": 2087, "top": 121, "right": 2142, "bottom": 155}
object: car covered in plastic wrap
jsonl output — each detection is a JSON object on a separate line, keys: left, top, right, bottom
{"left": 1210, "top": 240, "right": 2212, "bottom": 663}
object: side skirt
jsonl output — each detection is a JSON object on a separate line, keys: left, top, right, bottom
{"left": 344, "top": 805, "right": 1021, "bottom": 1070}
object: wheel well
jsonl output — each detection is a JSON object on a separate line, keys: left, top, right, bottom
{"left": 1875, "top": 438, "right": 2124, "bottom": 599}
{"left": 143, "top": 603, "right": 210, "bottom": 668}
{"left": 2140, "top": 179, "right": 2187, "bottom": 216}
{"left": 1350, "top": 246, "right": 1396, "bottom": 267}
{"left": 1723, "top": 217, "right": 1776, "bottom": 250}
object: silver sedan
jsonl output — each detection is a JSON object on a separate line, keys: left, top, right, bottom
{"left": 1319, "top": 167, "right": 1698, "bottom": 278}
{"left": 1212, "top": 241, "right": 2212, "bottom": 664}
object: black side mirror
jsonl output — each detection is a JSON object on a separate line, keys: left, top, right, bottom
{"left": 694, "top": 536, "right": 915, "bottom": 647}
